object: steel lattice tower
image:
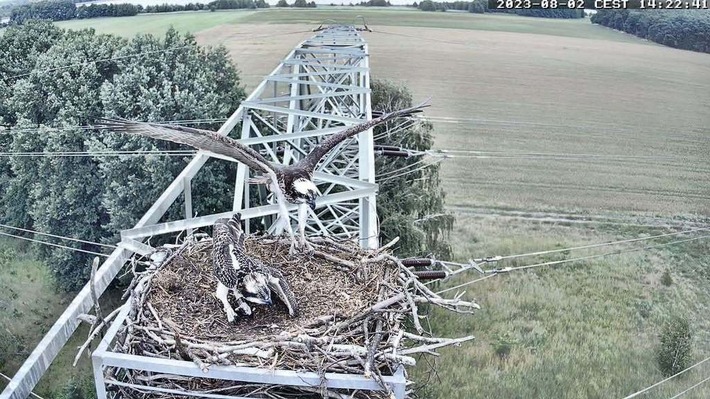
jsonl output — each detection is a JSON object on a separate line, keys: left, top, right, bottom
{"left": 1, "top": 26, "right": 386, "bottom": 399}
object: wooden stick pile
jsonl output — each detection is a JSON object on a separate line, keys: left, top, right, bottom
{"left": 108, "top": 234, "right": 480, "bottom": 398}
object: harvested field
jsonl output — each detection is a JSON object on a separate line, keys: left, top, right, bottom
{"left": 198, "top": 23, "right": 710, "bottom": 217}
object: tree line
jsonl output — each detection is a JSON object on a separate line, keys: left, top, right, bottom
{"left": 6, "top": 0, "right": 269, "bottom": 25}
{"left": 275, "top": 0, "right": 318, "bottom": 7}
{"left": 416, "top": 0, "right": 583, "bottom": 17}
{"left": 591, "top": 10, "right": 710, "bottom": 54}
{"left": 0, "top": 21, "right": 245, "bottom": 291}
{"left": 0, "top": 21, "right": 453, "bottom": 293}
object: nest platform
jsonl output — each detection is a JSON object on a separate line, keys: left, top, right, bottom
{"left": 108, "top": 235, "right": 480, "bottom": 398}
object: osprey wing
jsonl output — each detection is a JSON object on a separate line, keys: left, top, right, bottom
{"left": 99, "top": 118, "right": 276, "bottom": 175}
{"left": 298, "top": 99, "right": 430, "bottom": 171}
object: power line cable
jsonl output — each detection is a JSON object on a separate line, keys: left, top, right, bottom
{"left": 621, "top": 354, "right": 710, "bottom": 398}
{"left": 0, "top": 223, "right": 115, "bottom": 249}
{"left": 434, "top": 228, "right": 710, "bottom": 279}
{"left": 378, "top": 159, "right": 445, "bottom": 184}
{"left": 0, "top": 230, "right": 109, "bottom": 257}
{"left": 494, "top": 234, "right": 708, "bottom": 273}
{"left": 494, "top": 227, "right": 710, "bottom": 262}
{"left": 0, "top": 118, "right": 229, "bottom": 134}
{"left": 667, "top": 375, "right": 710, "bottom": 399}
{"left": 436, "top": 234, "right": 710, "bottom": 295}
{"left": 0, "top": 150, "right": 197, "bottom": 158}
{"left": 439, "top": 149, "right": 686, "bottom": 161}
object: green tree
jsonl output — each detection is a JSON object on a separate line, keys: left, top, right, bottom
{"left": 276, "top": 0, "right": 289, "bottom": 6}
{"left": 30, "top": 127, "right": 109, "bottom": 290}
{"left": 3, "top": 121, "right": 48, "bottom": 230}
{"left": 657, "top": 315, "right": 693, "bottom": 377}
{"left": 0, "top": 20, "right": 64, "bottom": 125}
{"left": 95, "top": 29, "right": 244, "bottom": 234}
{"left": 372, "top": 80, "right": 453, "bottom": 259}
{"left": 418, "top": 0, "right": 435, "bottom": 11}
{"left": 10, "top": 0, "right": 75, "bottom": 23}
{"left": 0, "top": 24, "right": 245, "bottom": 291}
{"left": 293, "top": 0, "right": 309, "bottom": 7}
{"left": 3, "top": 30, "right": 124, "bottom": 290}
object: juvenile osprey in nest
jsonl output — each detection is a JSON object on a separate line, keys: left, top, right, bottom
{"left": 100, "top": 101, "right": 428, "bottom": 251}
{"left": 212, "top": 214, "right": 298, "bottom": 322}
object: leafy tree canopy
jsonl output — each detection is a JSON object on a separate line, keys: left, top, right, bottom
{"left": 371, "top": 80, "right": 453, "bottom": 259}
{"left": 0, "top": 24, "right": 245, "bottom": 291}
{"left": 0, "top": 23, "right": 452, "bottom": 293}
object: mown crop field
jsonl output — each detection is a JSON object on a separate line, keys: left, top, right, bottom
{"left": 2, "top": 7, "right": 705, "bottom": 398}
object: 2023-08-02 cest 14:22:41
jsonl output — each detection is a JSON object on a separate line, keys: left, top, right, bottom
{"left": 490, "top": 0, "right": 709, "bottom": 8}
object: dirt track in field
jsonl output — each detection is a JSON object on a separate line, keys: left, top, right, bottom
{"left": 196, "top": 24, "right": 710, "bottom": 217}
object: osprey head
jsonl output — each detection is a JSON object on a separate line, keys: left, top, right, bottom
{"left": 243, "top": 272, "right": 271, "bottom": 305}
{"left": 292, "top": 177, "right": 317, "bottom": 211}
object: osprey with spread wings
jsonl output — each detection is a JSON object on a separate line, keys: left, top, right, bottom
{"left": 100, "top": 101, "right": 428, "bottom": 251}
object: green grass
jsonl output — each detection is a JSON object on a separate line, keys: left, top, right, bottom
{"left": 55, "top": 9, "right": 257, "bottom": 37}
{"left": 0, "top": 240, "right": 120, "bottom": 397}
{"left": 53, "top": 8, "right": 646, "bottom": 44}
{"left": 244, "top": 8, "right": 646, "bottom": 43}
{"left": 0, "top": 241, "right": 71, "bottom": 378}
{"left": 414, "top": 215, "right": 710, "bottom": 399}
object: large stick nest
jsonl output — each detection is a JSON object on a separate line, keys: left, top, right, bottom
{"left": 110, "top": 235, "right": 480, "bottom": 398}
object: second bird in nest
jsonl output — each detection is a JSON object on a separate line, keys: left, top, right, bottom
{"left": 212, "top": 213, "right": 298, "bottom": 323}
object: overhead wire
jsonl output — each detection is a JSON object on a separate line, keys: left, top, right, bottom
{"left": 374, "top": 29, "right": 477, "bottom": 48}
{"left": 0, "top": 118, "right": 229, "bottom": 135}
{"left": 378, "top": 158, "right": 445, "bottom": 184}
{"left": 375, "top": 157, "right": 432, "bottom": 178}
{"left": 493, "top": 227, "right": 710, "bottom": 262}
{"left": 622, "top": 354, "right": 710, "bottom": 398}
{"left": 429, "top": 227, "right": 710, "bottom": 285}
{"left": 0, "top": 230, "right": 109, "bottom": 257}
{"left": 439, "top": 149, "right": 686, "bottom": 161}
{"left": 0, "top": 223, "right": 116, "bottom": 249}
{"left": 0, "top": 150, "right": 197, "bottom": 158}
{"left": 436, "top": 234, "right": 710, "bottom": 295}
{"left": 4, "top": 44, "right": 197, "bottom": 80}
{"left": 667, "top": 375, "right": 710, "bottom": 399}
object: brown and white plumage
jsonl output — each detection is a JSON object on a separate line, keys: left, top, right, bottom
{"left": 212, "top": 214, "right": 298, "bottom": 322}
{"left": 99, "top": 100, "right": 429, "bottom": 250}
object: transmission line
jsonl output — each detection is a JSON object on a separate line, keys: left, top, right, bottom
{"left": 436, "top": 234, "right": 710, "bottom": 295}
{"left": 0, "top": 150, "right": 197, "bottom": 158}
{"left": 621, "top": 354, "right": 710, "bottom": 398}
{"left": 431, "top": 227, "right": 710, "bottom": 284}
{"left": 494, "top": 227, "right": 710, "bottom": 262}
{"left": 0, "top": 118, "right": 229, "bottom": 134}
{"left": 0, "top": 223, "right": 115, "bottom": 249}
{"left": 0, "top": 230, "right": 109, "bottom": 257}
{"left": 667, "top": 375, "right": 710, "bottom": 399}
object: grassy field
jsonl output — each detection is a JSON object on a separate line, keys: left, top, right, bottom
{"left": 55, "top": 8, "right": 649, "bottom": 43}
{"left": 412, "top": 216, "right": 710, "bottom": 399}
{"left": 1, "top": 7, "right": 706, "bottom": 399}
{"left": 0, "top": 240, "right": 122, "bottom": 397}
{"left": 0, "top": 240, "right": 92, "bottom": 397}
{"left": 55, "top": 9, "right": 258, "bottom": 37}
